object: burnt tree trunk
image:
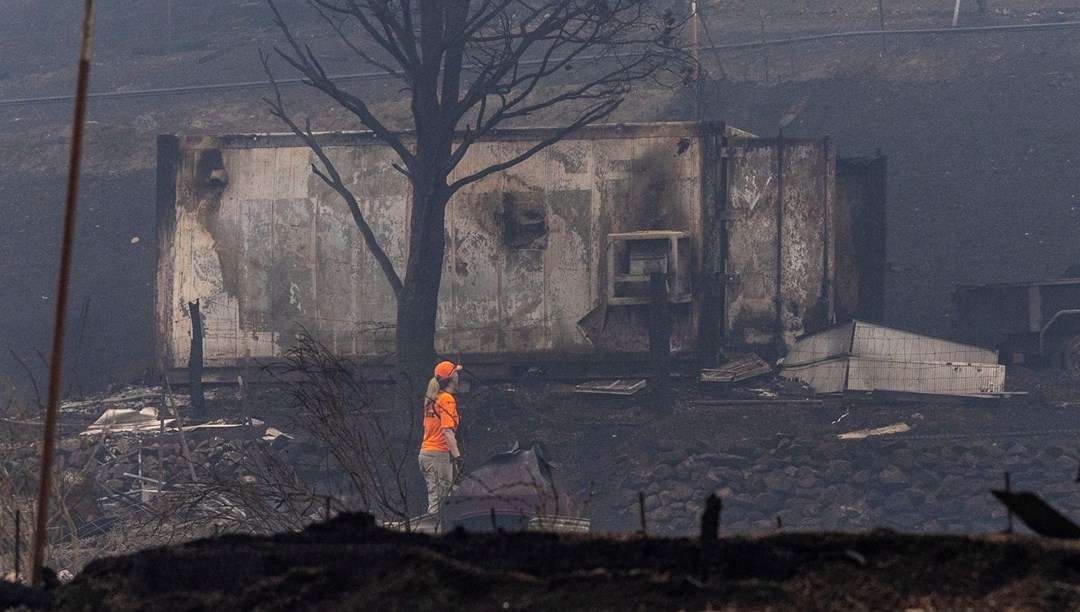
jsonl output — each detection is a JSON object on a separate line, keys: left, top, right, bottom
{"left": 394, "top": 178, "right": 450, "bottom": 418}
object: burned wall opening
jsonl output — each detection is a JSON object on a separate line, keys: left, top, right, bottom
{"left": 194, "top": 148, "right": 228, "bottom": 196}
{"left": 501, "top": 191, "right": 547, "bottom": 250}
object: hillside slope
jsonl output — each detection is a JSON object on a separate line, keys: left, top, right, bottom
{"left": 0, "top": 1, "right": 1078, "bottom": 394}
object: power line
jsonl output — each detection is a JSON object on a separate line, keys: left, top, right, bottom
{"left": 0, "top": 71, "right": 388, "bottom": 108}
{"left": 1, "top": 19, "right": 1078, "bottom": 109}
{"left": 703, "top": 18, "right": 1080, "bottom": 51}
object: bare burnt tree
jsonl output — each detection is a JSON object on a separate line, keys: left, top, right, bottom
{"left": 276, "top": 334, "right": 418, "bottom": 527}
{"left": 263, "top": 0, "right": 691, "bottom": 404}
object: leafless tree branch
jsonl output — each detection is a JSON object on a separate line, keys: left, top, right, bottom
{"left": 265, "top": 0, "right": 693, "bottom": 387}
{"left": 261, "top": 52, "right": 405, "bottom": 297}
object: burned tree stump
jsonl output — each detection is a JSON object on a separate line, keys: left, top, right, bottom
{"left": 700, "top": 493, "right": 722, "bottom": 542}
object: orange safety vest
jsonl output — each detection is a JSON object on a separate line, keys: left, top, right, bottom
{"left": 420, "top": 391, "right": 459, "bottom": 453}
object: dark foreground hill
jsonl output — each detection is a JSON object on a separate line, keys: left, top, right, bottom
{"left": 43, "top": 512, "right": 1080, "bottom": 611}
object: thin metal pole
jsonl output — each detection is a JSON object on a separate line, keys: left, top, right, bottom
{"left": 877, "top": 0, "right": 887, "bottom": 54}
{"left": 756, "top": 0, "right": 770, "bottom": 84}
{"left": 14, "top": 509, "right": 20, "bottom": 583}
{"left": 32, "top": 0, "right": 95, "bottom": 587}
{"left": 690, "top": 0, "right": 700, "bottom": 121}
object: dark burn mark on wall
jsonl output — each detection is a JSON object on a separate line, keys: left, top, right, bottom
{"left": 192, "top": 149, "right": 242, "bottom": 303}
{"left": 193, "top": 149, "right": 231, "bottom": 259}
{"left": 622, "top": 147, "right": 687, "bottom": 232}
{"left": 195, "top": 149, "right": 228, "bottom": 198}
{"left": 501, "top": 192, "right": 547, "bottom": 250}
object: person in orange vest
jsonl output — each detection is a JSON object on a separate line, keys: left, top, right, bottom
{"left": 418, "top": 360, "right": 462, "bottom": 517}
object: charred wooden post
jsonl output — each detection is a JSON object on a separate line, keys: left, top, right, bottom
{"left": 188, "top": 299, "right": 206, "bottom": 419}
{"left": 638, "top": 491, "right": 647, "bottom": 535}
{"left": 1005, "top": 471, "right": 1013, "bottom": 535}
{"left": 240, "top": 349, "right": 252, "bottom": 426}
{"left": 700, "top": 493, "right": 721, "bottom": 541}
{"left": 648, "top": 272, "right": 672, "bottom": 412}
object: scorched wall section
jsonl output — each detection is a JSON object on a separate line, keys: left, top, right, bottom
{"left": 157, "top": 125, "right": 706, "bottom": 369}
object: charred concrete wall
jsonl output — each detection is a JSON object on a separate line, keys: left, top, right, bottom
{"left": 157, "top": 123, "right": 857, "bottom": 371}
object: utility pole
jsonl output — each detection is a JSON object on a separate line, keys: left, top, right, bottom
{"left": 32, "top": 0, "right": 94, "bottom": 588}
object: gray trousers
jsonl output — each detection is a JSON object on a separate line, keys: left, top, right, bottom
{"left": 418, "top": 450, "right": 454, "bottom": 516}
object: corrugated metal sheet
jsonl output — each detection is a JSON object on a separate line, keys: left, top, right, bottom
{"left": 846, "top": 357, "right": 1003, "bottom": 395}
{"left": 780, "top": 320, "right": 1004, "bottom": 396}
{"left": 783, "top": 320, "right": 855, "bottom": 367}
{"left": 849, "top": 322, "right": 998, "bottom": 364}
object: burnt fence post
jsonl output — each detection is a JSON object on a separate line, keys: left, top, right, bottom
{"left": 648, "top": 272, "right": 673, "bottom": 413}
{"left": 188, "top": 299, "right": 206, "bottom": 419}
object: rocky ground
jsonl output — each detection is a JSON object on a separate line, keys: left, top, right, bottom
{"left": 2, "top": 365, "right": 1080, "bottom": 608}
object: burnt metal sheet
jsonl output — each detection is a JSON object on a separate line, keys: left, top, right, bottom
{"left": 781, "top": 320, "right": 1005, "bottom": 396}
{"left": 722, "top": 137, "right": 835, "bottom": 360}
{"left": 850, "top": 320, "right": 998, "bottom": 364}
{"left": 991, "top": 490, "right": 1080, "bottom": 539}
{"left": 778, "top": 139, "right": 833, "bottom": 346}
{"left": 846, "top": 357, "right": 1004, "bottom": 396}
{"left": 699, "top": 353, "right": 771, "bottom": 383}
{"left": 574, "top": 379, "right": 646, "bottom": 395}
{"left": 722, "top": 142, "right": 780, "bottom": 355}
{"left": 442, "top": 443, "right": 578, "bottom": 531}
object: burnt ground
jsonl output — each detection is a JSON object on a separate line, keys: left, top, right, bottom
{"left": 2, "top": 1, "right": 1080, "bottom": 609}
{"left": 0, "top": 366, "right": 1074, "bottom": 610}
{"left": 5, "top": 367, "right": 1078, "bottom": 611}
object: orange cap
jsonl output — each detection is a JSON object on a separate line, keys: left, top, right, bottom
{"left": 434, "top": 361, "right": 462, "bottom": 379}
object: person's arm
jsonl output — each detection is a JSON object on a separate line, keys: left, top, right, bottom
{"left": 443, "top": 429, "right": 461, "bottom": 458}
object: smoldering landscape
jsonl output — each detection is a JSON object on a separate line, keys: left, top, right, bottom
{"left": 2, "top": 0, "right": 1080, "bottom": 609}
